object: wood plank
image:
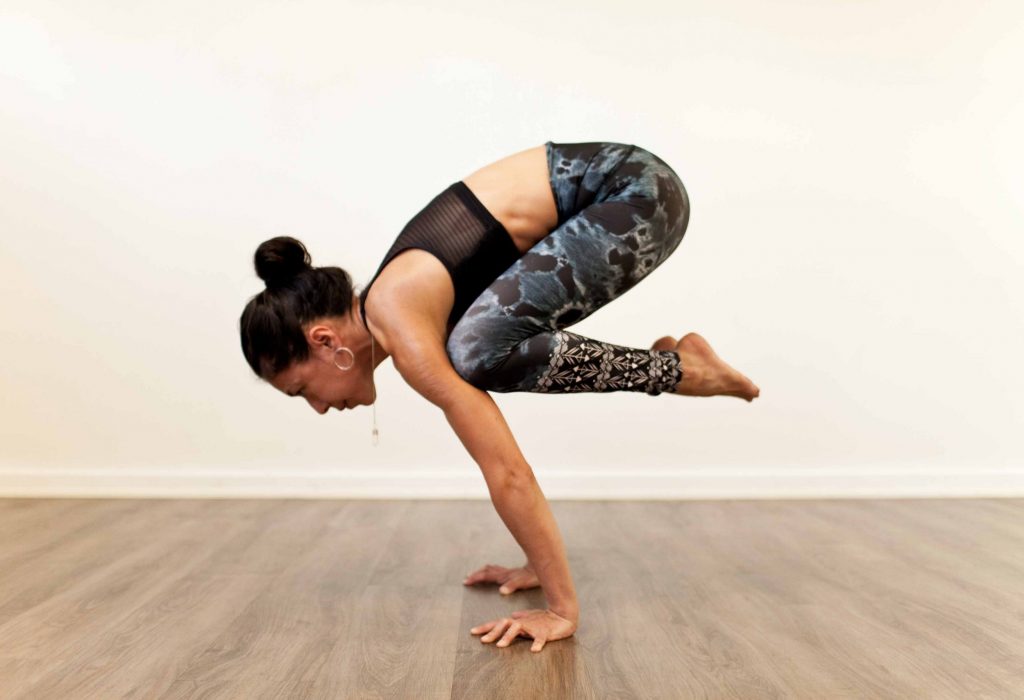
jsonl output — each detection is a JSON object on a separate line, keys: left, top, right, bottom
{"left": 0, "top": 497, "right": 1021, "bottom": 699}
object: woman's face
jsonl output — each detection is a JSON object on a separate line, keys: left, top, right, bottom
{"left": 268, "top": 335, "right": 370, "bottom": 414}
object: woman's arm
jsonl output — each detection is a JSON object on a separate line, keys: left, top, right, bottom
{"left": 386, "top": 319, "right": 579, "bottom": 622}
{"left": 441, "top": 385, "right": 579, "bottom": 622}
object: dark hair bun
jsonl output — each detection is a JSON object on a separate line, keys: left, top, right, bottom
{"left": 254, "top": 236, "right": 312, "bottom": 288}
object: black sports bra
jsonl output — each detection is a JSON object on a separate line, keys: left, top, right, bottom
{"left": 359, "top": 180, "right": 522, "bottom": 332}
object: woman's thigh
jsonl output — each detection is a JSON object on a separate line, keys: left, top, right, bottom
{"left": 446, "top": 141, "right": 690, "bottom": 387}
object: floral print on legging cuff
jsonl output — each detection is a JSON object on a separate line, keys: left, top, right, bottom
{"left": 533, "top": 330, "right": 683, "bottom": 396}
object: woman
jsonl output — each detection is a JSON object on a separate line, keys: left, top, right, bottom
{"left": 239, "top": 141, "right": 760, "bottom": 653}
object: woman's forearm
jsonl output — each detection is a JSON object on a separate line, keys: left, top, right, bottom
{"left": 489, "top": 473, "right": 579, "bottom": 622}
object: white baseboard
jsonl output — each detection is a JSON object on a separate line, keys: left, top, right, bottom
{"left": 1, "top": 466, "right": 1023, "bottom": 499}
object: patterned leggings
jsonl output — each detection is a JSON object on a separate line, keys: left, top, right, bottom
{"left": 445, "top": 141, "right": 690, "bottom": 395}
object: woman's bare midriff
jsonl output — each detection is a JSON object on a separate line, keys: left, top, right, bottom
{"left": 461, "top": 143, "right": 559, "bottom": 255}
{"left": 363, "top": 144, "right": 559, "bottom": 344}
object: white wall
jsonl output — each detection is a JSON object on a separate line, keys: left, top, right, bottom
{"left": 1, "top": 0, "right": 1021, "bottom": 498}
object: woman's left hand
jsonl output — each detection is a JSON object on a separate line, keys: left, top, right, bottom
{"left": 470, "top": 608, "right": 577, "bottom": 652}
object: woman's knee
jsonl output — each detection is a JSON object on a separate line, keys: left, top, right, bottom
{"left": 447, "top": 320, "right": 543, "bottom": 391}
{"left": 445, "top": 323, "right": 494, "bottom": 388}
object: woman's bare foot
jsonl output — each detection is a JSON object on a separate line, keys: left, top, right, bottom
{"left": 651, "top": 335, "right": 677, "bottom": 352}
{"left": 652, "top": 333, "right": 760, "bottom": 401}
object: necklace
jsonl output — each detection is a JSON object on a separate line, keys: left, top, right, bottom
{"left": 371, "top": 333, "right": 379, "bottom": 446}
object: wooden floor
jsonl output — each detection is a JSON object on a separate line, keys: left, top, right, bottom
{"left": 0, "top": 498, "right": 1022, "bottom": 699}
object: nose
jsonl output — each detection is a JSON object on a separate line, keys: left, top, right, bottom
{"left": 307, "top": 398, "right": 330, "bottom": 415}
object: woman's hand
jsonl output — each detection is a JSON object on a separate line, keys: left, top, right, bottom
{"left": 463, "top": 562, "right": 540, "bottom": 595}
{"left": 470, "top": 608, "right": 577, "bottom": 652}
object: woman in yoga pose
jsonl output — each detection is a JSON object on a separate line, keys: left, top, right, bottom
{"left": 238, "top": 141, "right": 760, "bottom": 653}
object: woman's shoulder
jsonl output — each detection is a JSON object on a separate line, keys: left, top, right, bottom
{"left": 363, "top": 248, "right": 455, "bottom": 353}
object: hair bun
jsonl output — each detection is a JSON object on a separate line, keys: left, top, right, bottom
{"left": 254, "top": 236, "right": 312, "bottom": 287}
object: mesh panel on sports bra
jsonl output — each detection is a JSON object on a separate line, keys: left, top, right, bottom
{"left": 359, "top": 181, "right": 521, "bottom": 330}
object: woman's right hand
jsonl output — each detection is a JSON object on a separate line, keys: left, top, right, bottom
{"left": 463, "top": 562, "right": 540, "bottom": 595}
